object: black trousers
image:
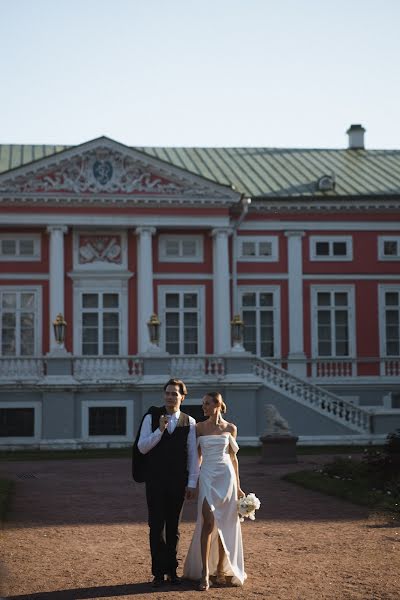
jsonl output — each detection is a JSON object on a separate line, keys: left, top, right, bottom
{"left": 145, "top": 477, "right": 187, "bottom": 577}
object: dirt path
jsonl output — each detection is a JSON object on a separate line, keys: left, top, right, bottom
{"left": 0, "top": 454, "right": 398, "bottom": 600}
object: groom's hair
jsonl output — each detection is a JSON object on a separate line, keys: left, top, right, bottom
{"left": 163, "top": 378, "right": 188, "bottom": 396}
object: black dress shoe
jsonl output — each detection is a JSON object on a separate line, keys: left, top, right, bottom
{"left": 167, "top": 573, "right": 182, "bottom": 585}
{"left": 151, "top": 576, "right": 165, "bottom": 587}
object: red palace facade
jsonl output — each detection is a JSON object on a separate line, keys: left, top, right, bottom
{"left": 0, "top": 125, "right": 399, "bottom": 448}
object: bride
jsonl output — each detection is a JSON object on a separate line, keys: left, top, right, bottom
{"left": 183, "top": 392, "right": 247, "bottom": 590}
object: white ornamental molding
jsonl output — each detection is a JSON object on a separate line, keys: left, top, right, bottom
{"left": 0, "top": 145, "right": 233, "bottom": 202}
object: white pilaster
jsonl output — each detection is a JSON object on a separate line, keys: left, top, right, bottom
{"left": 212, "top": 228, "right": 231, "bottom": 354}
{"left": 285, "top": 231, "right": 306, "bottom": 376}
{"left": 135, "top": 227, "right": 156, "bottom": 353}
{"left": 47, "top": 226, "right": 68, "bottom": 351}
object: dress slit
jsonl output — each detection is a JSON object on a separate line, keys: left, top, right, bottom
{"left": 183, "top": 435, "right": 246, "bottom": 585}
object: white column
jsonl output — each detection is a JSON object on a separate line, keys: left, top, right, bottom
{"left": 212, "top": 228, "right": 231, "bottom": 354}
{"left": 135, "top": 227, "right": 156, "bottom": 353}
{"left": 285, "top": 231, "right": 306, "bottom": 376}
{"left": 47, "top": 226, "right": 68, "bottom": 351}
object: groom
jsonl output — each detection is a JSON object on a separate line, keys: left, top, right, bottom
{"left": 137, "top": 378, "right": 199, "bottom": 587}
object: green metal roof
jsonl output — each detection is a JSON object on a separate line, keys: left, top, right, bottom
{"left": 1, "top": 142, "right": 400, "bottom": 198}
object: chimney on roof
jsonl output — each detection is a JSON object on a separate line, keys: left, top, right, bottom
{"left": 346, "top": 124, "right": 366, "bottom": 149}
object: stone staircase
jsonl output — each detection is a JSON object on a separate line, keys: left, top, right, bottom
{"left": 253, "top": 357, "right": 371, "bottom": 434}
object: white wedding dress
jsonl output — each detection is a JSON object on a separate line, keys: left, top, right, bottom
{"left": 183, "top": 434, "right": 247, "bottom": 585}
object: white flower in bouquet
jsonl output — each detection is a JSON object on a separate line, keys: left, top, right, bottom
{"left": 237, "top": 492, "right": 261, "bottom": 522}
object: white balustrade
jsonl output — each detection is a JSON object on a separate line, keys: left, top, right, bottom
{"left": 254, "top": 357, "right": 371, "bottom": 433}
{"left": 383, "top": 359, "right": 400, "bottom": 377}
{"left": 0, "top": 358, "right": 44, "bottom": 380}
{"left": 314, "top": 360, "right": 355, "bottom": 378}
{"left": 170, "top": 356, "right": 225, "bottom": 378}
{"left": 73, "top": 357, "right": 142, "bottom": 381}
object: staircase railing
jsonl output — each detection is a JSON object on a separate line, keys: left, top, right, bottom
{"left": 253, "top": 357, "right": 371, "bottom": 433}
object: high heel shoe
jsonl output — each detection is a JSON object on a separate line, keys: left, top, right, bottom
{"left": 198, "top": 575, "right": 211, "bottom": 591}
{"left": 215, "top": 571, "right": 226, "bottom": 585}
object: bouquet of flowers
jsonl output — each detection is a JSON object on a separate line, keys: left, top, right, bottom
{"left": 237, "top": 493, "right": 261, "bottom": 521}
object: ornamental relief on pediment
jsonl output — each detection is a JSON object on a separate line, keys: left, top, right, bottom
{"left": 79, "top": 235, "right": 122, "bottom": 264}
{"left": 0, "top": 148, "right": 211, "bottom": 196}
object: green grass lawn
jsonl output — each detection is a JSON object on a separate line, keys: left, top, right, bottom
{"left": 283, "top": 455, "right": 400, "bottom": 519}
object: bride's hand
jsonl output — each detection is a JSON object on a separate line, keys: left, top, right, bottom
{"left": 238, "top": 488, "right": 245, "bottom": 499}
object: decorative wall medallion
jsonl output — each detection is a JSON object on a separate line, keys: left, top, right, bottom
{"left": 93, "top": 160, "right": 113, "bottom": 185}
{"left": 78, "top": 235, "right": 122, "bottom": 264}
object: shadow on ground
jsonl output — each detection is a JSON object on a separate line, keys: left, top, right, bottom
{"left": 6, "top": 580, "right": 195, "bottom": 599}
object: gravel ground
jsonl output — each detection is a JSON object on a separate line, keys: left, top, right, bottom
{"left": 0, "top": 454, "right": 399, "bottom": 600}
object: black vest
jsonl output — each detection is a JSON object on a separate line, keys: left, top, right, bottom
{"left": 147, "top": 410, "right": 191, "bottom": 485}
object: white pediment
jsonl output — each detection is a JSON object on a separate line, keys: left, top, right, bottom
{"left": 0, "top": 137, "right": 239, "bottom": 205}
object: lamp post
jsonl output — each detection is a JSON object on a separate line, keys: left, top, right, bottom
{"left": 147, "top": 313, "right": 161, "bottom": 350}
{"left": 53, "top": 313, "right": 67, "bottom": 347}
{"left": 231, "top": 314, "right": 244, "bottom": 351}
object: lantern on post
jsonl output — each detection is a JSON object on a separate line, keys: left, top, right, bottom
{"left": 53, "top": 313, "right": 67, "bottom": 346}
{"left": 230, "top": 314, "right": 244, "bottom": 350}
{"left": 147, "top": 313, "right": 161, "bottom": 347}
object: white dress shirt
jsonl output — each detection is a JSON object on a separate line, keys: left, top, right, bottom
{"left": 137, "top": 409, "right": 200, "bottom": 488}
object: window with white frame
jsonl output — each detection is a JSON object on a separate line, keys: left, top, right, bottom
{"left": 310, "top": 236, "right": 353, "bottom": 261}
{"left": 239, "top": 287, "right": 280, "bottom": 357}
{"left": 380, "top": 287, "right": 400, "bottom": 356}
{"left": 0, "top": 234, "right": 40, "bottom": 261}
{"left": 81, "top": 400, "right": 133, "bottom": 441}
{"left": 378, "top": 236, "right": 400, "bottom": 260}
{"left": 80, "top": 292, "right": 121, "bottom": 356}
{"left": 238, "top": 236, "right": 278, "bottom": 261}
{"left": 158, "top": 287, "right": 204, "bottom": 354}
{"left": 311, "top": 287, "right": 355, "bottom": 357}
{"left": 0, "top": 288, "right": 39, "bottom": 356}
{"left": 0, "top": 401, "right": 41, "bottom": 440}
{"left": 159, "top": 235, "right": 203, "bottom": 262}
{"left": 0, "top": 407, "right": 34, "bottom": 437}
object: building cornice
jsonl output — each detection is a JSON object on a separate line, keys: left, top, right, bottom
{"left": 0, "top": 213, "right": 231, "bottom": 228}
{"left": 251, "top": 197, "right": 400, "bottom": 213}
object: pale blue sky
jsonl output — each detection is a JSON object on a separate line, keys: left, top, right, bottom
{"left": 1, "top": 0, "right": 399, "bottom": 149}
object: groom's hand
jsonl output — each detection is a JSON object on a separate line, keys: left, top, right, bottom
{"left": 185, "top": 487, "right": 196, "bottom": 500}
{"left": 159, "top": 415, "right": 169, "bottom": 432}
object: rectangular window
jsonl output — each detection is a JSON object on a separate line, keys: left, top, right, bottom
{"left": 238, "top": 236, "right": 278, "bottom": 261}
{"left": 239, "top": 287, "right": 280, "bottom": 357}
{"left": 0, "top": 234, "right": 40, "bottom": 261}
{"left": 0, "top": 289, "right": 38, "bottom": 356}
{"left": 312, "top": 288, "right": 355, "bottom": 358}
{"left": 159, "top": 286, "right": 204, "bottom": 354}
{"left": 379, "top": 236, "right": 400, "bottom": 260}
{"left": 88, "top": 406, "right": 126, "bottom": 436}
{"left": 81, "top": 400, "right": 133, "bottom": 441}
{"left": 0, "top": 407, "right": 35, "bottom": 437}
{"left": 159, "top": 235, "right": 203, "bottom": 262}
{"left": 81, "top": 292, "right": 120, "bottom": 356}
{"left": 381, "top": 289, "right": 400, "bottom": 356}
{"left": 166, "top": 292, "right": 198, "bottom": 354}
{"left": 310, "top": 236, "right": 353, "bottom": 261}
